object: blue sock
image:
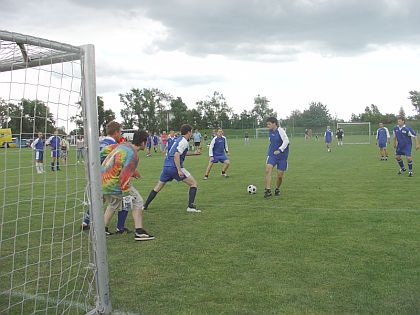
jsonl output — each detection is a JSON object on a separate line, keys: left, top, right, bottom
{"left": 408, "top": 160, "right": 413, "bottom": 171}
{"left": 397, "top": 159, "right": 404, "bottom": 169}
{"left": 116, "top": 208, "right": 129, "bottom": 230}
{"left": 83, "top": 210, "right": 90, "bottom": 225}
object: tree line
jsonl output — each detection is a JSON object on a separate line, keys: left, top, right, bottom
{"left": 1, "top": 89, "right": 419, "bottom": 135}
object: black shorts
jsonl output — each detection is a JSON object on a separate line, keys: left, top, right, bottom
{"left": 194, "top": 142, "right": 200, "bottom": 147}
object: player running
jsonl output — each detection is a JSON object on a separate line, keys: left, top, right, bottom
{"left": 393, "top": 117, "right": 419, "bottom": 177}
{"left": 143, "top": 124, "right": 200, "bottom": 213}
{"left": 324, "top": 126, "right": 333, "bottom": 152}
{"left": 203, "top": 128, "right": 230, "bottom": 180}
{"left": 31, "top": 132, "right": 45, "bottom": 174}
{"left": 102, "top": 130, "right": 154, "bottom": 241}
{"left": 376, "top": 123, "right": 390, "bottom": 160}
{"left": 264, "top": 117, "right": 290, "bottom": 198}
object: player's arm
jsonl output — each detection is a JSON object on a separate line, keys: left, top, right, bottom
{"left": 408, "top": 128, "right": 419, "bottom": 150}
{"left": 223, "top": 136, "right": 229, "bottom": 154}
{"left": 119, "top": 155, "right": 137, "bottom": 195}
{"left": 31, "top": 138, "right": 38, "bottom": 149}
{"left": 278, "top": 128, "right": 289, "bottom": 152}
{"left": 393, "top": 130, "right": 397, "bottom": 148}
{"left": 208, "top": 137, "right": 216, "bottom": 160}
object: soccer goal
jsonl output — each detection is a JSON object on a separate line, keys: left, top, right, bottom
{"left": 255, "top": 127, "right": 287, "bottom": 139}
{"left": 336, "top": 122, "right": 371, "bottom": 144}
{"left": 0, "top": 31, "right": 111, "bottom": 314}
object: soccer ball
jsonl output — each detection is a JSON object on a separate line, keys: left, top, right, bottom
{"left": 247, "top": 185, "right": 257, "bottom": 194}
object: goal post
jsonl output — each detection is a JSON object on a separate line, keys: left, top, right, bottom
{"left": 336, "top": 122, "right": 371, "bottom": 144}
{"left": 255, "top": 127, "right": 287, "bottom": 139}
{"left": 0, "top": 30, "right": 111, "bottom": 314}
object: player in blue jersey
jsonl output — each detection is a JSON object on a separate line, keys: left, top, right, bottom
{"left": 153, "top": 132, "right": 159, "bottom": 152}
{"left": 264, "top": 117, "right": 290, "bottom": 198}
{"left": 166, "top": 130, "right": 176, "bottom": 153}
{"left": 31, "top": 132, "right": 45, "bottom": 174}
{"left": 143, "top": 124, "right": 200, "bottom": 212}
{"left": 393, "top": 117, "right": 419, "bottom": 176}
{"left": 203, "top": 128, "right": 230, "bottom": 180}
{"left": 82, "top": 121, "right": 131, "bottom": 233}
{"left": 324, "top": 126, "right": 333, "bottom": 152}
{"left": 376, "top": 122, "right": 391, "bottom": 160}
{"left": 46, "top": 130, "right": 61, "bottom": 171}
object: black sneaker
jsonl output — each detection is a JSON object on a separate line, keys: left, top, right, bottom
{"left": 105, "top": 227, "right": 113, "bottom": 236}
{"left": 264, "top": 190, "right": 272, "bottom": 198}
{"left": 408, "top": 172, "right": 413, "bottom": 177}
{"left": 134, "top": 229, "right": 155, "bottom": 241}
{"left": 115, "top": 227, "right": 132, "bottom": 234}
{"left": 81, "top": 223, "right": 90, "bottom": 231}
{"left": 274, "top": 188, "right": 280, "bottom": 197}
{"left": 398, "top": 168, "right": 407, "bottom": 175}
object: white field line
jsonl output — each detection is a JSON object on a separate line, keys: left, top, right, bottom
{"left": 3, "top": 291, "right": 139, "bottom": 315}
{"left": 220, "top": 202, "right": 419, "bottom": 212}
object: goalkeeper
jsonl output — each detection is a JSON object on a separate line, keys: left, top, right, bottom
{"left": 102, "top": 130, "right": 154, "bottom": 241}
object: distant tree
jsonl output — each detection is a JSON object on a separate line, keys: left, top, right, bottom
{"left": 398, "top": 106, "right": 406, "bottom": 119}
{"left": 196, "top": 91, "right": 232, "bottom": 128}
{"left": 252, "top": 95, "right": 276, "bottom": 127}
{"left": 97, "top": 96, "right": 116, "bottom": 134}
{"left": 408, "top": 90, "right": 420, "bottom": 115}
{"left": 186, "top": 108, "right": 202, "bottom": 128}
{"left": 170, "top": 97, "right": 189, "bottom": 130}
{"left": 2, "top": 99, "right": 56, "bottom": 134}
{"left": 299, "top": 102, "right": 332, "bottom": 127}
{"left": 119, "top": 88, "right": 171, "bottom": 131}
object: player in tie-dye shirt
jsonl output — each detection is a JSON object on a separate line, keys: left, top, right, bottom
{"left": 102, "top": 130, "right": 154, "bottom": 241}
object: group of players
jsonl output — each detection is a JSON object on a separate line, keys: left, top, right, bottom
{"left": 321, "top": 118, "right": 419, "bottom": 176}
{"left": 78, "top": 117, "right": 289, "bottom": 241}
{"left": 30, "top": 116, "right": 417, "bottom": 241}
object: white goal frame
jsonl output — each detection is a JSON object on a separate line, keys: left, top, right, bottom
{"left": 336, "top": 122, "right": 371, "bottom": 144}
{"left": 256, "top": 127, "right": 287, "bottom": 138}
{"left": 0, "top": 30, "right": 111, "bottom": 314}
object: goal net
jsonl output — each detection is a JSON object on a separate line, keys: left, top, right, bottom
{"left": 336, "top": 122, "right": 371, "bottom": 144}
{"left": 256, "top": 127, "right": 287, "bottom": 139}
{"left": 0, "top": 31, "right": 110, "bottom": 314}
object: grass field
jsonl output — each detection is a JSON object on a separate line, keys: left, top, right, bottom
{"left": 1, "top": 136, "right": 420, "bottom": 314}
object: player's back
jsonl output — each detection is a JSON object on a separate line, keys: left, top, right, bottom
{"left": 164, "top": 137, "right": 188, "bottom": 168}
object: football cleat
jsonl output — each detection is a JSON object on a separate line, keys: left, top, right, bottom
{"left": 187, "top": 205, "right": 201, "bottom": 213}
{"left": 134, "top": 229, "right": 155, "bottom": 241}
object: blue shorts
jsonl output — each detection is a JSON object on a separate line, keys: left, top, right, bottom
{"left": 266, "top": 151, "right": 288, "bottom": 171}
{"left": 396, "top": 146, "right": 412, "bottom": 157}
{"left": 159, "top": 167, "right": 191, "bottom": 183}
{"left": 378, "top": 141, "right": 387, "bottom": 149}
{"left": 51, "top": 150, "right": 60, "bottom": 158}
{"left": 146, "top": 143, "right": 151, "bottom": 148}
{"left": 35, "top": 150, "right": 44, "bottom": 161}
{"left": 212, "top": 155, "right": 228, "bottom": 163}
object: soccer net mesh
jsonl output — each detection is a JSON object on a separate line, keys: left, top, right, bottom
{"left": 336, "top": 122, "right": 371, "bottom": 144}
{"left": 0, "top": 31, "right": 107, "bottom": 314}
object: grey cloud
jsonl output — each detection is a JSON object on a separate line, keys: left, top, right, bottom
{"left": 5, "top": 0, "right": 420, "bottom": 59}
{"left": 163, "top": 74, "right": 225, "bottom": 87}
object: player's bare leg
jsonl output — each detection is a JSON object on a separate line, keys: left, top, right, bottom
{"left": 264, "top": 164, "right": 273, "bottom": 198}
{"left": 221, "top": 160, "right": 230, "bottom": 177}
{"left": 204, "top": 161, "right": 213, "bottom": 179}
{"left": 275, "top": 170, "right": 284, "bottom": 196}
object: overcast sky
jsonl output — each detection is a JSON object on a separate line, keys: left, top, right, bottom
{"left": 3, "top": 0, "right": 420, "bottom": 120}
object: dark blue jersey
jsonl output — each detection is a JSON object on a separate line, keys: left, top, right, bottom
{"left": 393, "top": 125, "right": 416, "bottom": 148}
{"left": 268, "top": 127, "right": 289, "bottom": 156}
{"left": 163, "top": 136, "right": 189, "bottom": 168}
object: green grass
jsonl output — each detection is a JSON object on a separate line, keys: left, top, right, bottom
{"left": 1, "top": 137, "right": 420, "bottom": 314}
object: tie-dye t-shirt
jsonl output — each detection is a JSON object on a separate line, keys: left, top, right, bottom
{"left": 101, "top": 143, "right": 139, "bottom": 196}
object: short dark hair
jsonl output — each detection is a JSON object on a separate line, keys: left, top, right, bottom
{"left": 132, "top": 130, "right": 148, "bottom": 146}
{"left": 180, "top": 124, "right": 192, "bottom": 135}
{"left": 398, "top": 117, "right": 405, "bottom": 122}
{"left": 266, "top": 117, "right": 278, "bottom": 126}
{"left": 106, "top": 121, "right": 121, "bottom": 136}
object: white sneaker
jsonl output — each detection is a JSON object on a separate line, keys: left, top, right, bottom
{"left": 187, "top": 206, "right": 201, "bottom": 213}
